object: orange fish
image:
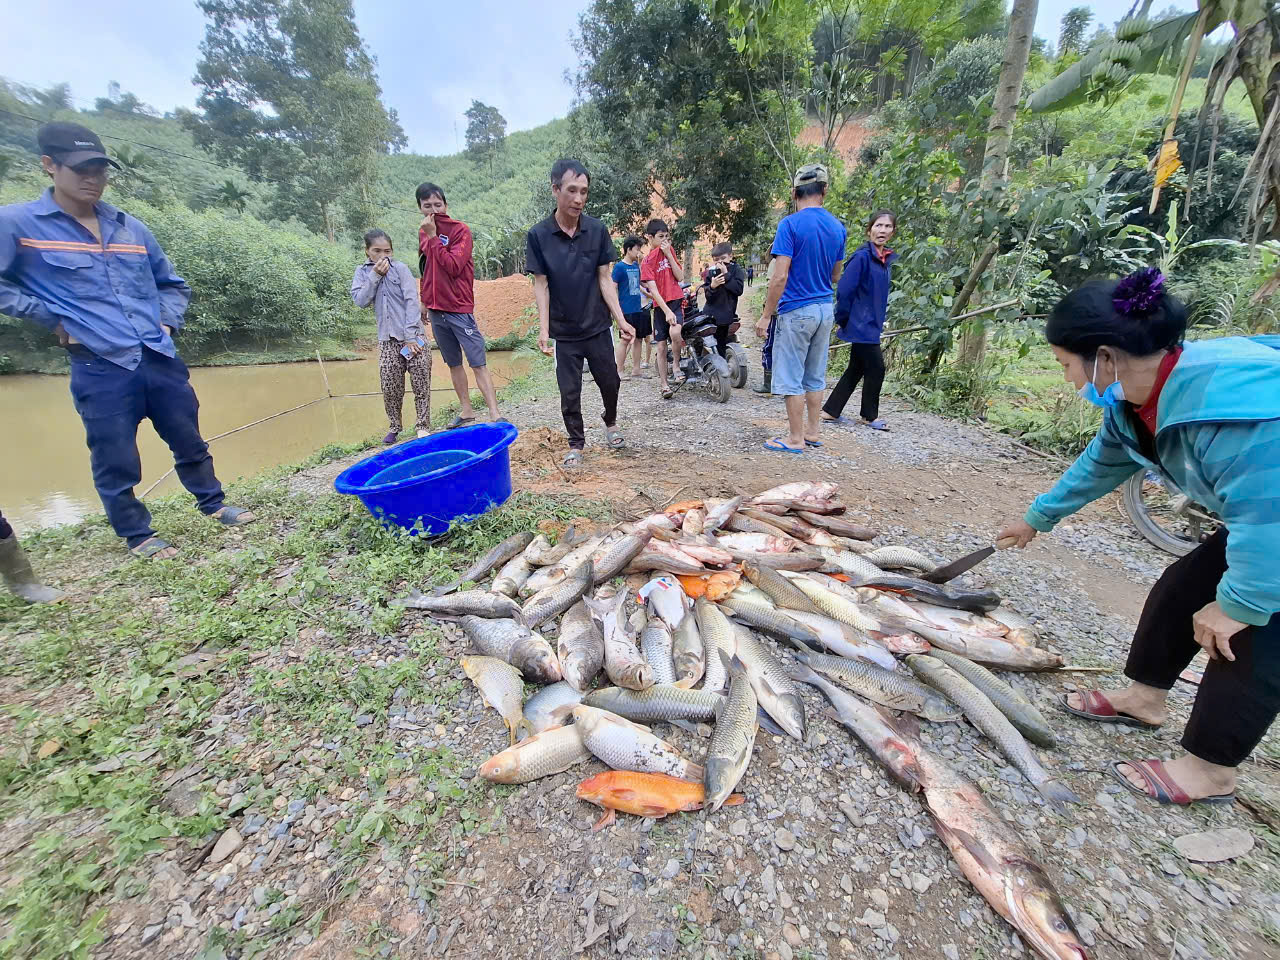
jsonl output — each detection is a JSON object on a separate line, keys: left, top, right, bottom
{"left": 576, "top": 771, "right": 745, "bottom": 830}
{"left": 675, "top": 571, "right": 741, "bottom": 601}
{"left": 666, "top": 499, "right": 705, "bottom": 514}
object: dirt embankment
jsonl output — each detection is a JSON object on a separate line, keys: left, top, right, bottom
{"left": 473, "top": 275, "right": 535, "bottom": 339}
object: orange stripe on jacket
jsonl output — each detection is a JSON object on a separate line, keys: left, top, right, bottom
{"left": 19, "top": 238, "right": 148, "bottom": 255}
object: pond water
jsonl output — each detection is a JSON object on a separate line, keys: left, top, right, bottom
{"left": 0, "top": 349, "right": 529, "bottom": 535}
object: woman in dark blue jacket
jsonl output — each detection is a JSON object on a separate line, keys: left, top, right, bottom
{"left": 822, "top": 210, "right": 897, "bottom": 430}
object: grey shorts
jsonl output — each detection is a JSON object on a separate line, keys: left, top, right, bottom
{"left": 428, "top": 310, "right": 487, "bottom": 368}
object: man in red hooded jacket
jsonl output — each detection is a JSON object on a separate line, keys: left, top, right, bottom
{"left": 417, "top": 182, "right": 501, "bottom": 428}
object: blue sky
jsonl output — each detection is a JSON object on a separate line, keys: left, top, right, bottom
{"left": 0, "top": 0, "right": 1197, "bottom": 156}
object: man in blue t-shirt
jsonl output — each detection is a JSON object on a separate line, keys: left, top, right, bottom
{"left": 612, "top": 234, "right": 650, "bottom": 378}
{"left": 755, "top": 163, "right": 848, "bottom": 453}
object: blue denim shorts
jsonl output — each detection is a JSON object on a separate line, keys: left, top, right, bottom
{"left": 770, "top": 302, "right": 834, "bottom": 396}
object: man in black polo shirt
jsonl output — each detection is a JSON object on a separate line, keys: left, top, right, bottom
{"left": 526, "top": 158, "right": 635, "bottom": 467}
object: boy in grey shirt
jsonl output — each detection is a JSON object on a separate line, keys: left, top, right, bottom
{"left": 352, "top": 229, "right": 433, "bottom": 442}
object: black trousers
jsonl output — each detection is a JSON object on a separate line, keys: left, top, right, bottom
{"left": 0, "top": 510, "right": 11, "bottom": 541}
{"left": 555, "top": 330, "right": 621, "bottom": 450}
{"left": 713, "top": 323, "right": 733, "bottom": 358}
{"left": 823, "top": 342, "right": 885, "bottom": 421}
{"left": 1125, "top": 528, "right": 1280, "bottom": 766}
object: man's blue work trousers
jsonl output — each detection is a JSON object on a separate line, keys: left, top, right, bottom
{"left": 68, "top": 346, "right": 224, "bottom": 548}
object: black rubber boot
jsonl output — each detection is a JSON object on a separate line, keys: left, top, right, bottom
{"left": 0, "top": 532, "right": 65, "bottom": 604}
{"left": 752, "top": 372, "right": 772, "bottom": 396}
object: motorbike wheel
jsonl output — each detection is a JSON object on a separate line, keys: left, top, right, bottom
{"left": 727, "top": 344, "right": 749, "bottom": 388}
{"left": 1121, "top": 470, "right": 1216, "bottom": 557}
{"left": 706, "top": 368, "right": 731, "bottom": 403}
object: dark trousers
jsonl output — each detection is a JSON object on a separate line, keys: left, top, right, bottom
{"left": 0, "top": 509, "right": 11, "bottom": 541}
{"left": 823, "top": 342, "right": 885, "bottom": 421}
{"left": 555, "top": 330, "right": 621, "bottom": 450}
{"left": 69, "top": 347, "right": 224, "bottom": 548}
{"left": 1125, "top": 528, "right": 1280, "bottom": 766}
{"left": 713, "top": 324, "right": 733, "bottom": 358}
{"left": 761, "top": 317, "right": 776, "bottom": 373}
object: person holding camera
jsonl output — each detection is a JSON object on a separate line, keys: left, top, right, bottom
{"left": 700, "top": 241, "right": 746, "bottom": 357}
{"left": 352, "top": 229, "right": 432, "bottom": 443}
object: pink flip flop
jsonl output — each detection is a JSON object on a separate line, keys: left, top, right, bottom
{"left": 1059, "top": 690, "right": 1162, "bottom": 729}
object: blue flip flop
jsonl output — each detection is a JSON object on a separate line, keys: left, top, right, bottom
{"left": 764, "top": 438, "right": 804, "bottom": 454}
{"left": 865, "top": 419, "right": 889, "bottom": 431}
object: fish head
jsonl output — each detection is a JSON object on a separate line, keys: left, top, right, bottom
{"left": 703, "top": 756, "right": 739, "bottom": 812}
{"left": 776, "top": 693, "right": 807, "bottom": 740}
{"left": 575, "top": 772, "right": 609, "bottom": 805}
{"left": 1008, "top": 861, "right": 1089, "bottom": 960}
{"left": 478, "top": 748, "right": 522, "bottom": 783}
{"left": 923, "top": 696, "right": 964, "bottom": 724}
{"left": 514, "top": 638, "right": 563, "bottom": 684}
{"left": 624, "top": 663, "right": 654, "bottom": 690}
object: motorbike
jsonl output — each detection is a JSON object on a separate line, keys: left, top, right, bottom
{"left": 667, "top": 309, "right": 739, "bottom": 403}
{"left": 1123, "top": 470, "right": 1221, "bottom": 556}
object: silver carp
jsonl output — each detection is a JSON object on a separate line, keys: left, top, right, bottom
{"left": 524, "top": 681, "right": 585, "bottom": 733}
{"left": 462, "top": 655, "right": 530, "bottom": 745}
{"left": 793, "top": 649, "right": 960, "bottom": 723}
{"left": 458, "top": 615, "right": 561, "bottom": 684}
{"left": 492, "top": 551, "right": 535, "bottom": 598}
{"left": 583, "top": 684, "right": 724, "bottom": 725}
{"left": 703, "top": 496, "right": 743, "bottom": 532}
{"left": 927, "top": 649, "right": 1055, "bottom": 748}
{"left": 906, "top": 655, "right": 1078, "bottom": 810}
{"left": 638, "top": 576, "right": 690, "bottom": 629}
{"left": 557, "top": 600, "right": 606, "bottom": 692}
{"left": 640, "top": 620, "right": 678, "bottom": 686}
{"left": 694, "top": 597, "right": 735, "bottom": 693}
{"left": 394, "top": 589, "right": 523, "bottom": 621}
{"left": 432, "top": 531, "right": 535, "bottom": 596}
{"left": 733, "top": 624, "right": 806, "bottom": 740}
{"left": 522, "top": 559, "right": 594, "bottom": 629}
{"left": 703, "top": 653, "right": 759, "bottom": 811}
{"left": 586, "top": 588, "right": 654, "bottom": 691}
{"left": 478, "top": 724, "right": 590, "bottom": 784}
{"left": 573, "top": 704, "right": 703, "bottom": 780}
{"left": 673, "top": 614, "right": 704, "bottom": 686}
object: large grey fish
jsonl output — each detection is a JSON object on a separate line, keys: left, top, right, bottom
{"left": 462, "top": 655, "right": 530, "bottom": 745}
{"left": 432, "top": 532, "right": 535, "bottom": 596}
{"left": 786, "top": 660, "right": 925, "bottom": 792}
{"left": 694, "top": 597, "right": 734, "bottom": 693}
{"left": 927, "top": 649, "right": 1055, "bottom": 748}
{"left": 742, "top": 561, "right": 824, "bottom": 615}
{"left": 624, "top": 549, "right": 706, "bottom": 575}
{"left": 523, "top": 525, "right": 582, "bottom": 567}
{"left": 985, "top": 606, "right": 1041, "bottom": 646}
{"left": 806, "top": 546, "right": 885, "bottom": 580}
{"left": 458, "top": 615, "right": 562, "bottom": 684}
{"left": 394, "top": 589, "right": 524, "bottom": 621}
{"left": 793, "top": 649, "right": 960, "bottom": 723}
{"left": 862, "top": 545, "right": 936, "bottom": 572}
{"left": 794, "top": 511, "right": 878, "bottom": 541}
{"left": 583, "top": 685, "right": 724, "bottom": 725}
{"left": 724, "top": 512, "right": 801, "bottom": 540}
{"left": 703, "top": 496, "right": 743, "bottom": 532}
{"left": 492, "top": 551, "right": 535, "bottom": 598}
{"left": 592, "top": 531, "right": 653, "bottom": 582}
{"left": 586, "top": 588, "right": 654, "bottom": 690}
{"left": 573, "top": 705, "right": 703, "bottom": 780}
{"left": 780, "top": 609, "right": 898, "bottom": 671}
{"left": 722, "top": 550, "right": 825, "bottom": 572}
{"left": 906, "top": 655, "right": 1078, "bottom": 811}
{"left": 732, "top": 624, "right": 806, "bottom": 740}
{"left": 898, "top": 616, "right": 1062, "bottom": 672}
{"left": 848, "top": 570, "right": 1001, "bottom": 614}
{"left": 478, "top": 724, "right": 590, "bottom": 784}
{"left": 704, "top": 653, "right": 759, "bottom": 812}
{"left": 557, "top": 600, "right": 605, "bottom": 692}
{"left": 673, "top": 614, "right": 704, "bottom": 686}
{"left": 522, "top": 559, "right": 594, "bottom": 629}
{"left": 524, "top": 681, "right": 585, "bottom": 733}
{"left": 522, "top": 535, "right": 604, "bottom": 596}
{"left": 720, "top": 598, "right": 824, "bottom": 649}
{"left": 739, "top": 509, "right": 821, "bottom": 542}
{"left": 640, "top": 620, "right": 677, "bottom": 686}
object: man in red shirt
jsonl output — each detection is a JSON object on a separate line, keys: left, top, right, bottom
{"left": 639, "top": 218, "right": 685, "bottom": 399}
{"left": 417, "top": 182, "right": 501, "bottom": 428}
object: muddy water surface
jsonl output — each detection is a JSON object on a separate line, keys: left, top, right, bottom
{"left": 0, "top": 349, "right": 528, "bottom": 534}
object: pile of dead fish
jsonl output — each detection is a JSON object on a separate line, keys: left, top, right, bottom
{"left": 393, "top": 481, "right": 1090, "bottom": 960}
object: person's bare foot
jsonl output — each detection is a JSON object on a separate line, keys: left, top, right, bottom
{"left": 1066, "top": 684, "right": 1168, "bottom": 725}
{"left": 1115, "top": 753, "right": 1237, "bottom": 800}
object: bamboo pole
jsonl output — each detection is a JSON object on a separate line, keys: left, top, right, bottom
{"left": 316, "top": 349, "right": 333, "bottom": 397}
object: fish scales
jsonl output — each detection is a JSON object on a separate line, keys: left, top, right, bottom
{"left": 796, "top": 650, "right": 960, "bottom": 723}
{"left": 862, "top": 545, "right": 936, "bottom": 572}
{"left": 640, "top": 621, "right": 678, "bottom": 686}
{"left": 524, "top": 681, "right": 584, "bottom": 734}
{"left": 673, "top": 615, "right": 704, "bottom": 685}
{"left": 927, "top": 649, "right": 1055, "bottom": 747}
{"left": 573, "top": 705, "right": 702, "bottom": 780}
{"left": 587, "top": 589, "right": 654, "bottom": 691}
{"left": 743, "top": 561, "right": 824, "bottom": 615}
{"left": 583, "top": 685, "right": 724, "bottom": 724}
{"left": 458, "top": 615, "right": 561, "bottom": 684}
{"left": 478, "top": 725, "right": 590, "bottom": 783}
{"left": 694, "top": 597, "right": 734, "bottom": 693}
{"left": 394, "top": 589, "right": 523, "bottom": 621}
{"left": 492, "top": 552, "right": 534, "bottom": 597}
{"left": 906, "top": 655, "right": 1078, "bottom": 810}
{"left": 733, "top": 625, "right": 806, "bottom": 740}
{"left": 522, "top": 559, "right": 594, "bottom": 629}
{"left": 557, "top": 600, "right": 606, "bottom": 692}
{"left": 703, "top": 654, "right": 759, "bottom": 811}
{"left": 720, "top": 598, "right": 824, "bottom": 648}
{"left": 433, "top": 532, "right": 535, "bottom": 595}
{"left": 461, "top": 656, "right": 530, "bottom": 745}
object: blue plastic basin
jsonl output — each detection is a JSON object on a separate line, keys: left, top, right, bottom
{"left": 333, "top": 422, "right": 518, "bottom": 535}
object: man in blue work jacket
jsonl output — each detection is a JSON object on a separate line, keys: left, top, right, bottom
{"left": 0, "top": 123, "right": 254, "bottom": 559}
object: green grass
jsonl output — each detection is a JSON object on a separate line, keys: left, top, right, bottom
{"left": 0, "top": 356, "right": 584, "bottom": 958}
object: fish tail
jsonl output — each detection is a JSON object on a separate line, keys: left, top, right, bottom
{"left": 1037, "top": 779, "right": 1080, "bottom": 811}
{"left": 430, "top": 582, "right": 460, "bottom": 597}
{"left": 513, "top": 714, "right": 533, "bottom": 744}
{"left": 684, "top": 762, "right": 705, "bottom": 782}
{"left": 785, "top": 660, "right": 820, "bottom": 685}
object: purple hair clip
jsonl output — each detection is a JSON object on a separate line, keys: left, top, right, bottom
{"left": 1114, "top": 267, "right": 1165, "bottom": 316}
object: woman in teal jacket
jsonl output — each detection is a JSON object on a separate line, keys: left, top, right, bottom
{"left": 1000, "top": 268, "right": 1280, "bottom": 807}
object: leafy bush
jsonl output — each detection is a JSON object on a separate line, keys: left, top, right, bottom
{"left": 0, "top": 181, "right": 362, "bottom": 370}
{"left": 1171, "top": 247, "right": 1280, "bottom": 336}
